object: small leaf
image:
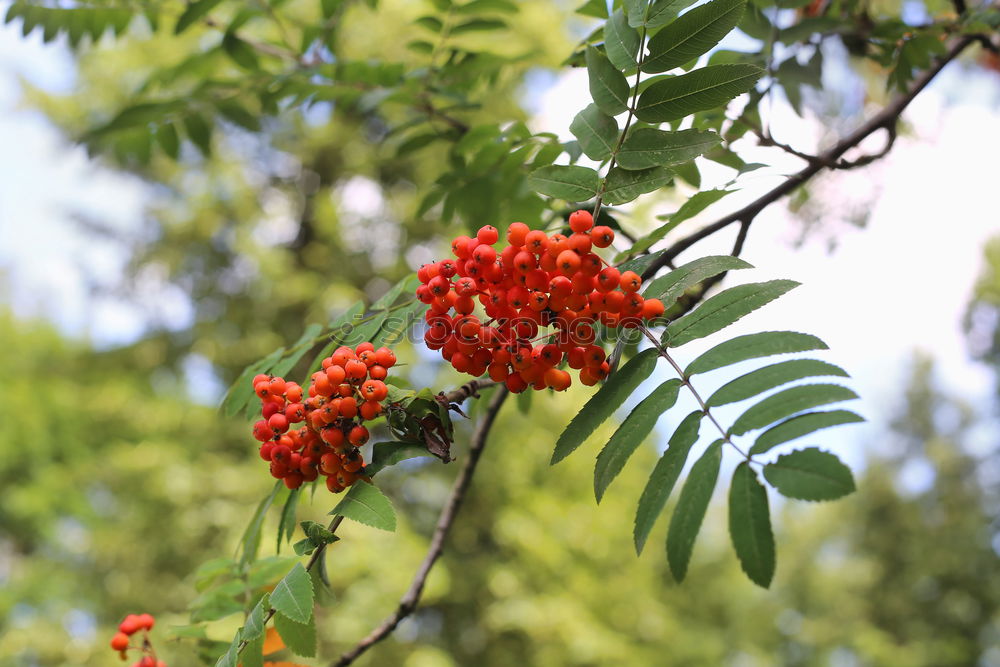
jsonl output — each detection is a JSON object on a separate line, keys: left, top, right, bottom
{"left": 527, "top": 165, "right": 601, "bottom": 202}
{"left": 586, "top": 46, "right": 630, "bottom": 115}
{"left": 270, "top": 563, "right": 314, "bottom": 624}
{"left": 604, "top": 9, "right": 640, "bottom": 71}
{"left": 176, "top": 0, "right": 223, "bottom": 33}
{"left": 686, "top": 330, "right": 827, "bottom": 375}
{"left": 625, "top": 0, "right": 693, "bottom": 27}
{"left": 155, "top": 122, "right": 180, "bottom": 159}
{"left": 577, "top": 0, "right": 610, "bottom": 17}
{"left": 220, "top": 346, "right": 285, "bottom": 418}
{"left": 274, "top": 612, "right": 316, "bottom": 658}
{"left": 570, "top": 104, "right": 619, "bottom": 161}
{"left": 657, "top": 187, "right": 735, "bottom": 228}
{"left": 243, "top": 593, "right": 270, "bottom": 640}
{"left": 450, "top": 17, "right": 507, "bottom": 34}
{"left": 751, "top": 410, "right": 864, "bottom": 455}
{"left": 728, "top": 461, "right": 775, "bottom": 587}
{"left": 666, "top": 439, "right": 723, "bottom": 582}
{"left": 665, "top": 280, "right": 800, "bottom": 348}
{"left": 366, "top": 440, "right": 434, "bottom": 476}
{"left": 330, "top": 482, "right": 397, "bottom": 531}
{"left": 552, "top": 349, "right": 659, "bottom": 464}
{"left": 602, "top": 166, "right": 673, "bottom": 205}
{"left": 730, "top": 384, "right": 858, "bottom": 436}
{"left": 617, "top": 128, "right": 721, "bottom": 171}
{"left": 214, "top": 634, "right": 239, "bottom": 667}
{"left": 222, "top": 31, "right": 260, "bottom": 70}
{"left": 634, "top": 410, "right": 701, "bottom": 554}
{"left": 706, "top": 359, "right": 849, "bottom": 407}
{"left": 276, "top": 487, "right": 301, "bottom": 553}
{"left": 643, "top": 0, "right": 748, "bottom": 74}
{"left": 763, "top": 447, "right": 855, "bottom": 500}
{"left": 183, "top": 112, "right": 212, "bottom": 155}
{"left": 617, "top": 249, "right": 668, "bottom": 277}
{"left": 643, "top": 255, "right": 752, "bottom": 304}
{"left": 239, "top": 481, "right": 284, "bottom": 567}
{"left": 595, "top": 380, "right": 682, "bottom": 502}
{"left": 636, "top": 64, "right": 764, "bottom": 123}
{"left": 415, "top": 15, "right": 443, "bottom": 31}
{"left": 454, "top": 0, "right": 519, "bottom": 12}
{"left": 242, "top": 634, "right": 264, "bottom": 667}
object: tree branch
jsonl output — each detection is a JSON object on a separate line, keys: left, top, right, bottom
{"left": 642, "top": 34, "right": 977, "bottom": 278}
{"left": 333, "top": 386, "right": 510, "bottom": 667}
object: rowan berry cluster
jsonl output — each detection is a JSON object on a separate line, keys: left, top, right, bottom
{"left": 109, "top": 614, "right": 165, "bottom": 666}
{"left": 416, "top": 210, "right": 664, "bottom": 392}
{"left": 251, "top": 343, "right": 397, "bottom": 493}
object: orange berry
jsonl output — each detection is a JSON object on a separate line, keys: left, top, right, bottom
{"left": 360, "top": 400, "right": 382, "bottom": 420}
{"left": 374, "top": 346, "right": 396, "bottom": 368}
{"left": 507, "top": 222, "right": 530, "bottom": 246}
{"left": 325, "top": 365, "right": 346, "bottom": 384}
{"left": 568, "top": 209, "right": 594, "bottom": 233}
{"left": 591, "top": 225, "right": 615, "bottom": 247}
{"left": 349, "top": 424, "right": 370, "bottom": 446}
{"left": 344, "top": 359, "right": 367, "bottom": 380}
{"left": 110, "top": 633, "right": 130, "bottom": 651}
{"left": 619, "top": 270, "right": 642, "bottom": 292}
{"left": 642, "top": 298, "right": 665, "bottom": 319}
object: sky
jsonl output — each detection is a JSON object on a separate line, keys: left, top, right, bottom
{"left": 1, "top": 7, "right": 999, "bottom": 480}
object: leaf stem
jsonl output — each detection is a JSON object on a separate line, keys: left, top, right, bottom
{"left": 637, "top": 325, "right": 751, "bottom": 460}
{"left": 592, "top": 25, "right": 648, "bottom": 222}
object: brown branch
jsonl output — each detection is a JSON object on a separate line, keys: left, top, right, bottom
{"left": 333, "top": 386, "right": 510, "bottom": 667}
{"left": 641, "top": 34, "right": 977, "bottom": 279}
{"left": 443, "top": 378, "right": 501, "bottom": 403}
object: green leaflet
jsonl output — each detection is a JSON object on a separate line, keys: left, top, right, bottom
{"left": 602, "top": 166, "right": 673, "bottom": 205}
{"left": 729, "top": 384, "right": 858, "bottom": 436}
{"left": 616, "top": 128, "right": 721, "bottom": 171}
{"left": 643, "top": 255, "right": 752, "bottom": 305}
{"left": 686, "top": 330, "right": 827, "bottom": 375}
{"left": 270, "top": 563, "right": 314, "bottom": 624}
{"left": 366, "top": 440, "right": 435, "bottom": 476}
{"left": 763, "top": 447, "right": 856, "bottom": 501}
{"left": 643, "top": 0, "right": 748, "bottom": 74}
{"left": 239, "top": 481, "right": 284, "bottom": 567}
{"left": 274, "top": 612, "right": 317, "bottom": 657}
{"left": 221, "top": 346, "right": 286, "bottom": 419}
{"left": 176, "top": 0, "right": 223, "bottom": 33}
{"left": 527, "top": 165, "right": 601, "bottom": 201}
{"left": 666, "top": 439, "right": 723, "bottom": 582}
{"left": 552, "top": 349, "right": 660, "bottom": 464}
{"left": 329, "top": 482, "right": 397, "bottom": 531}
{"left": 636, "top": 64, "right": 764, "bottom": 123}
{"left": 276, "top": 487, "right": 301, "bottom": 553}
{"left": 604, "top": 9, "right": 640, "bottom": 71}
{"left": 751, "top": 409, "right": 864, "bottom": 455}
{"left": 594, "top": 380, "right": 683, "bottom": 502}
{"left": 586, "top": 46, "right": 630, "bottom": 115}
{"left": 570, "top": 104, "right": 620, "bottom": 161}
{"left": 633, "top": 410, "right": 702, "bottom": 554}
{"left": 664, "top": 280, "right": 800, "bottom": 348}
{"left": 728, "top": 461, "right": 775, "bottom": 587}
{"left": 706, "top": 359, "right": 849, "bottom": 407}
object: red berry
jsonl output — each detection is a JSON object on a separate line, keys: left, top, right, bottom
{"left": 110, "top": 632, "right": 130, "bottom": 651}
{"left": 568, "top": 210, "right": 594, "bottom": 233}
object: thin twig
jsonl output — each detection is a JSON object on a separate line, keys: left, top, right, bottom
{"left": 641, "top": 34, "right": 977, "bottom": 278}
{"left": 333, "top": 387, "right": 510, "bottom": 667}
{"left": 638, "top": 326, "right": 750, "bottom": 459}
{"left": 592, "top": 26, "right": 648, "bottom": 222}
